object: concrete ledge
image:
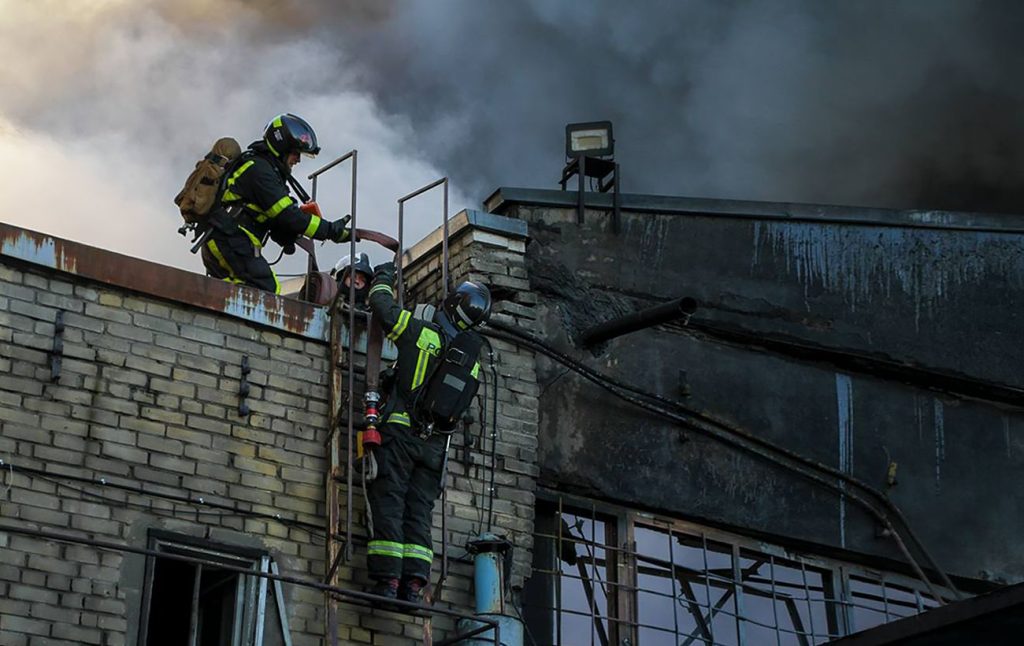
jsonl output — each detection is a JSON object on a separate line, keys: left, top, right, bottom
{"left": 484, "top": 187, "right": 1024, "bottom": 233}
{"left": 402, "top": 209, "right": 528, "bottom": 273}
{"left": 0, "top": 222, "right": 329, "bottom": 342}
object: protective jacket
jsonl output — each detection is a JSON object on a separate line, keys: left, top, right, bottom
{"left": 200, "top": 141, "right": 331, "bottom": 293}
{"left": 363, "top": 276, "right": 480, "bottom": 583}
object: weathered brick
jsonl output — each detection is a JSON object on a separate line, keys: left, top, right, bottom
{"left": 51, "top": 623, "right": 103, "bottom": 645}
{"left": 149, "top": 454, "right": 195, "bottom": 474}
{"left": 137, "top": 434, "right": 182, "bottom": 455}
{"left": 131, "top": 312, "right": 179, "bottom": 334}
{"left": 148, "top": 378, "right": 195, "bottom": 398}
{"left": 83, "top": 302, "right": 131, "bottom": 324}
{"left": 0, "top": 614, "right": 49, "bottom": 637}
{"left": 239, "top": 473, "right": 283, "bottom": 492}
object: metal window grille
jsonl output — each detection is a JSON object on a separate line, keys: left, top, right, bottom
{"left": 137, "top": 532, "right": 293, "bottom": 646}
{"left": 524, "top": 497, "right": 958, "bottom": 646}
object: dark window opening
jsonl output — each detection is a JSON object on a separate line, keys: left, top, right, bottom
{"left": 138, "top": 532, "right": 289, "bottom": 646}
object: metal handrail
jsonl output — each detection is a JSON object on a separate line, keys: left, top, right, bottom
{"left": 397, "top": 177, "right": 450, "bottom": 306}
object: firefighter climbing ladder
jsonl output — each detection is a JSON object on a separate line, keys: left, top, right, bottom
{"left": 309, "top": 152, "right": 482, "bottom": 644}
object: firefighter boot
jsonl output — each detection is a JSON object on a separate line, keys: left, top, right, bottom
{"left": 399, "top": 576, "right": 425, "bottom": 604}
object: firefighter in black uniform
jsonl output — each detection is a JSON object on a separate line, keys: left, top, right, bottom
{"left": 364, "top": 262, "right": 491, "bottom": 603}
{"left": 201, "top": 113, "right": 352, "bottom": 293}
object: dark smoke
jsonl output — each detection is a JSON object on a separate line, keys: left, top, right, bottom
{"left": 312, "top": 0, "right": 1024, "bottom": 213}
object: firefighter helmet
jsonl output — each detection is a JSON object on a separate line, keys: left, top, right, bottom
{"left": 263, "top": 113, "right": 320, "bottom": 158}
{"left": 437, "top": 281, "right": 491, "bottom": 335}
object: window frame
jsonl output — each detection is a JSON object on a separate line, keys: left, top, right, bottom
{"left": 527, "top": 492, "right": 957, "bottom": 646}
{"left": 137, "top": 531, "right": 280, "bottom": 646}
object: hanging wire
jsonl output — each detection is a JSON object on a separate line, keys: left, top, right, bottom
{"left": 481, "top": 321, "right": 959, "bottom": 604}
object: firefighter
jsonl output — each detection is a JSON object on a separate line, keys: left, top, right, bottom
{"left": 200, "top": 113, "right": 352, "bottom": 293}
{"left": 364, "top": 261, "right": 491, "bottom": 603}
{"left": 332, "top": 252, "right": 374, "bottom": 307}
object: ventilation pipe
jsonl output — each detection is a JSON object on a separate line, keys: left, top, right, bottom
{"left": 456, "top": 534, "right": 522, "bottom": 646}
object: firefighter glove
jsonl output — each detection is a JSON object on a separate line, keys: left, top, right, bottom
{"left": 325, "top": 214, "right": 353, "bottom": 243}
{"left": 372, "top": 261, "right": 397, "bottom": 287}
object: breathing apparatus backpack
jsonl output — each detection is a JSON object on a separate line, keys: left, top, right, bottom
{"left": 414, "top": 329, "right": 484, "bottom": 431}
{"left": 174, "top": 137, "right": 242, "bottom": 225}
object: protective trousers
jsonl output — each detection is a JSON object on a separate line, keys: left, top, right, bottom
{"left": 366, "top": 422, "right": 446, "bottom": 582}
{"left": 201, "top": 227, "right": 281, "bottom": 294}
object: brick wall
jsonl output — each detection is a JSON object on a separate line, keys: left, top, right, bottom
{"left": 0, "top": 260, "right": 330, "bottom": 646}
{"left": 0, "top": 211, "right": 540, "bottom": 646}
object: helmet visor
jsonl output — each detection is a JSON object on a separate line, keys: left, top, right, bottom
{"left": 293, "top": 127, "right": 319, "bottom": 156}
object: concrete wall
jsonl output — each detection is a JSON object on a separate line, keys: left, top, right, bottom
{"left": 487, "top": 188, "right": 1024, "bottom": 585}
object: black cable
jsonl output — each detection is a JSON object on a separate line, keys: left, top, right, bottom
{"left": 482, "top": 322, "right": 959, "bottom": 602}
{"left": 482, "top": 336, "right": 499, "bottom": 532}
{"left": 1, "top": 461, "right": 325, "bottom": 536}
{"left": 475, "top": 358, "right": 490, "bottom": 534}
{"left": 0, "top": 522, "right": 502, "bottom": 637}
{"left": 490, "top": 321, "right": 959, "bottom": 599}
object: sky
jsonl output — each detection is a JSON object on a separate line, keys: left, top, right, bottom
{"left": 2, "top": 0, "right": 1023, "bottom": 276}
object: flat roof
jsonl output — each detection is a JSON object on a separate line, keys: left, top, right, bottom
{"left": 484, "top": 187, "right": 1024, "bottom": 234}
{"left": 826, "top": 582, "right": 1024, "bottom": 645}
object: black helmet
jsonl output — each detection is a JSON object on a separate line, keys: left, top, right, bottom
{"left": 263, "top": 113, "right": 320, "bottom": 158}
{"left": 436, "top": 281, "right": 491, "bottom": 336}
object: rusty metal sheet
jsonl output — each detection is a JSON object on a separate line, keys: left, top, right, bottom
{"left": 0, "top": 223, "right": 329, "bottom": 342}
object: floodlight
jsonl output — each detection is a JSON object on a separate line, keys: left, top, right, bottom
{"left": 566, "top": 121, "right": 614, "bottom": 158}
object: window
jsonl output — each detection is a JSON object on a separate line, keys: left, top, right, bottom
{"left": 523, "top": 504, "right": 631, "bottom": 645}
{"left": 525, "top": 498, "right": 957, "bottom": 646}
{"left": 138, "top": 532, "right": 292, "bottom": 646}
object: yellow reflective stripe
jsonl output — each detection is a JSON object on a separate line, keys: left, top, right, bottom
{"left": 265, "top": 195, "right": 294, "bottom": 219}
{"left": 412, "top": 349, "right": 430, "bottom": 390}
{"left": 222, "top": 160, "right": 254, "bottom": 205}
{"left": 206, "top": 240, "right": 235, "bottom": 278}
{"left": 411, "top": 328, "right": 441, "bottom": 390}
{"left": 303, "top": 215, "right": 321, "bottom": 238}
{"left": 270, "top": 268, "right": 281, "bottom": 295}
{"left": 403, "top": 544, "right": 434, "bottom": 563}
{"left": 471, "top": 362, "right": 480, "bottom": 379}
{"left": 272, "top": 117, "right": 283, "bottom": 128}
{"left": 237, "top": 227, "right": 262, "bottom": 250}
{"left": 227, "top": 160, "right": 254, "bottom": 186}
{"left": 386, "top": 412, "right": 411, "bottom": 427}
{"left": 368, "top": 283, "right": 394, "bottom": 299}
{"left": 387, "top": 310, "right": 411, "bottom": 341}
{"left": 368, "top": 540, "right": 404, "bottom": 557}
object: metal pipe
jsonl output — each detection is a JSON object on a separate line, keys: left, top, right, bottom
{"left": 443, "top": 178, "right": 450, "bottom": 297}
{"left": 397, "top": 201, "right": 405, "bottom": 308}
{"left": 578, "top": 156, "right": 586, "bottom": 225}
{"left": 346, "top": 151, "right": 358, "bottom": 566}
{"left": 580, "top": 296, "right": 698, "bottom": 347}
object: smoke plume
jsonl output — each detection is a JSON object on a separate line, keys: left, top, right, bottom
{"left": 2, "top": 0, "right": 1022, "bottom": 274}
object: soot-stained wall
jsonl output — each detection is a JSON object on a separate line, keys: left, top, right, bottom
{"left": 487, "top": 188, "right": 1024, "bottom": 584}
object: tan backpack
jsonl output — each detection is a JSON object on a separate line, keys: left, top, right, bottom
{"left": 174, "top": 137, "right": 242, "bottom": 224}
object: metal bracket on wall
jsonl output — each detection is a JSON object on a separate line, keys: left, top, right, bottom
{"left": 49, "top": 310, "right": 65, "bottom": 383}
{"left": 238, "top": 355, "right": 251, "bottom": 417}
